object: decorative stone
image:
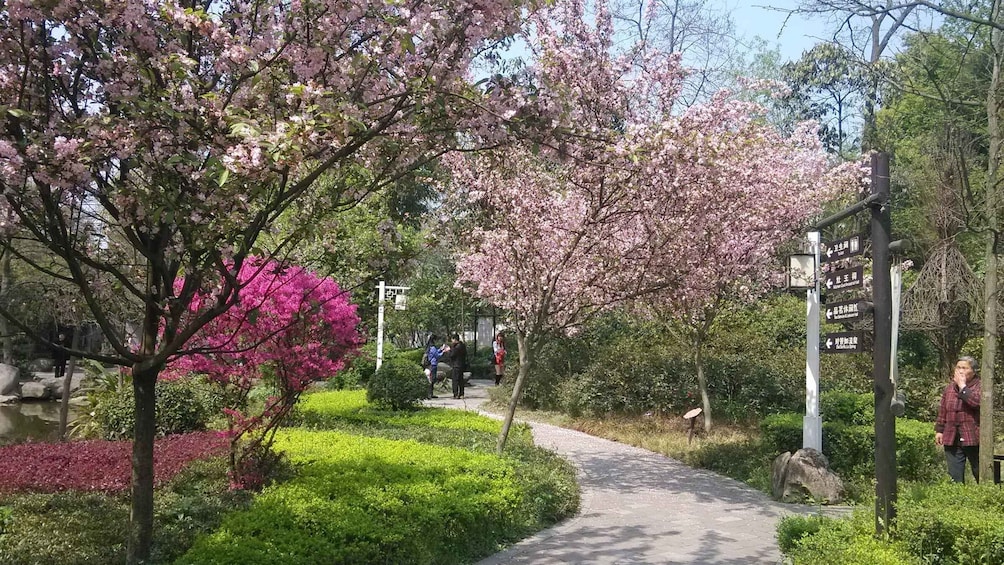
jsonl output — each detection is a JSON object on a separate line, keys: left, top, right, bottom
{"left": 771, "top": 451, "right": 792, "bottom": 499}
{"left": 39, "top": 378, "right": 64, "bottom": 398}
{"left": 0, "top": 364, "right": 17, "bottom": 396}
{"left": 0, "top": 395, "right": 17, "bottom": 405}
{"left": 20, "top": 381, "right": 50, "bottom": 400}
{"left": 771, "top": 448, "right": 844, "bottom": 504}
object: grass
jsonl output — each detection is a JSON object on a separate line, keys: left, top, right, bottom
{"left": 480, "top": 400, "right": 777, "bottom": 493}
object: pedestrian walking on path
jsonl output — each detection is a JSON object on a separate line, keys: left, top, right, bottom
{"left": 428, "top": 380, "right": 806, "bottom": 564}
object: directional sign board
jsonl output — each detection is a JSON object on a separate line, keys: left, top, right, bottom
{"left": 825, "top": 265, "right": 864, "bottom": 292}
{"left": 822, "top": 233, "right": 865, "bottom": 263}
{"left": 823, "top": 331, "right": 865, "bottom": 354}
{"left": 825, "top": 298, "right": 864, "bottom": 323}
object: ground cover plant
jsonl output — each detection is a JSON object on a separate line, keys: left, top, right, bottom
{"left": 0, "top": 391, "right": 577, "bottom": 564}
{"left": 779, "top": 482, "right": 1004, "bottom": 564}
{"left": 0, "top": 432, "right": 227, "bottom": 494}
{"left": 180, "top": 390, "right": 579, "bottom": 564}
{"left": 0, "top": 457, "right": 251, "bottom": 565}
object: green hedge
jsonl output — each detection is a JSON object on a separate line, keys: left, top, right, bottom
{"left": 760, "top": 412, "right": 940, "bottom": 482}
{"left": 821, "top": 390, "right": 874, "bottom": 425}
{"left": 779, "top": 511, "right": 920, "bottom": 564}
{"left": 178, "top": 429, "right": 566, "bottom": 565}
{"left": 366, "top": 357, "right": 428, "bottom": 410}
{"left": 784, "top": 484, "right": 1004, "bottom": 565}
{"left": 898, "top": 483, "right": 1004, "bottom": 564}
{"left": 94, "top": 377, "right": 214, "bottom": 440}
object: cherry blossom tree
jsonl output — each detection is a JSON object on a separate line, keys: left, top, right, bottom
{"left": 450, "top": 0, "right": 862, "bottom": 450}
{"left": 0, "top": 0, "right": 524, "bottom": 561}
{"left": 164, "top": 257, "right": 360, "bottom": 489}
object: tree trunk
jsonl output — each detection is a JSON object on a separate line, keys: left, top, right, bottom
{"left": 127, "top": 362, "right": 158, "bottom": 565}
{"left": 0, "top": 248, "right": 11, "bottom": 365}
{"left": 58, "top": 327, "right": 82, "bottom": 440}
{"left": 980, "top": 3, "right": 1003, "bottom": 481}
{"left": 694, "top": 332, "right": 712, "bottom": 432}
{"left": 497, "top": 331, "right": 533, "bottom": 454}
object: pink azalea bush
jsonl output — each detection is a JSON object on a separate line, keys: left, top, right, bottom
{"left": 0, "top": 432, "right": 226, "bottom": 494}
{"left": 165, "top": 258, "right": 361, "bottom": 488}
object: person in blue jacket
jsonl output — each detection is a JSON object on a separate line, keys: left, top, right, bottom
{"left": 423, "top": 334, "right": 445, "bottom": 399}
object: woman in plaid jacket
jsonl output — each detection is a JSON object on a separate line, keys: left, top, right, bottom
{"left": 935, "top": 356, "right": 981, "bottom": 483}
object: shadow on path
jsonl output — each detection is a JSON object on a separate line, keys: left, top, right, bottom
{"left": 429, "top": 381, "right": 819, "bottom": 564}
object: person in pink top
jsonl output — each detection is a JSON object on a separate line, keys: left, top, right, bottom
{"left": 492, "top": 332, "right": 506, "bottom": 385}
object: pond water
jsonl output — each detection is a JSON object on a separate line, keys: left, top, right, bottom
{"left": 0, "top": 403, "right": 78, "bottom": 445}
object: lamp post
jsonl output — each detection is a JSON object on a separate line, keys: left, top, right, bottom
{"left": 375, "top": 280, "right": 410, "bottom": 370}
{"left": 788, "top": 240, "right": 820, "bottom": 451}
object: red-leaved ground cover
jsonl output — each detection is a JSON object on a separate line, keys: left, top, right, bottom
{"left": 0, "top": 431, "right": 228, "bottom": 493}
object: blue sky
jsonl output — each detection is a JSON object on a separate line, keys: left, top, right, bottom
{"left": 728, "top": 1, "right": 834, "bottom": 62}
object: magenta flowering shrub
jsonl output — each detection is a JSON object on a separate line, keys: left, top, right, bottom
{"left": 165, "top": 257, "right": 361, "bottom": 488}
{"left": 0, "top": 432, "right": 226, "bottom": 494}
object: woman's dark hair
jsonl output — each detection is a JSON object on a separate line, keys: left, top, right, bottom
{"left": 426, "top": 334, "right": 438, "bottom": 346}
{"left": 451, "top": 333, "right": 460, "bottom": 341}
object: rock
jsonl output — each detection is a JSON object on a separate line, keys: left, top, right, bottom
{"left": 0, "top": 395, "right": 17, "bottom": 405}
{"left": 20, "top": 381, "right": 50, "bottom": 400}
{"left": 38, "top": 378, "right": 62, "bottom": 398}
{"left": 0, "top": 364, "right": 17, "bottom": 396}
{"left": 771, "top": 451, "right": 792, "bottom": 499}
{"left": 772, "top": 448, "right": 844, "bottom": 504}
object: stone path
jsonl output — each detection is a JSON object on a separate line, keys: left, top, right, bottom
{"left": 427, "top": 379, "right": 810, "bottom": 565}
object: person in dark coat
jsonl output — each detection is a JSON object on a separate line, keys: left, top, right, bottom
{"left": 52, "top": 331, "right": 71, "bottom": 380}
{"left": 444, "top": 333, "right": 467, "bottom": 399}
{"left": 935, "top": 356, "right": 981, "bottom": 483}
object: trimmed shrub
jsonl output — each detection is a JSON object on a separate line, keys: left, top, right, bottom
{"left": 366, "top": 357, "right": 428, "bottom": 410}
{"left": 893, "top": 419, "right": 942, "bottom": 483}
{"left": 93, "top": 377, "right": 214, "bottom": 440}
{"left": 326, "top": 364, "right": 365, "bottom": 390}
{"left": 898, "top": 483, "right": 1004, "bottom": 565}
{"left": 759, "top": 412, "right": 802, "bottom": 455}
{"left": 396, "top": 347, "right": 424, "bottom": 367}
{"left": 821, "top": 390, "right": 873, "bottom": 425}
{"left": 777, "top": 514, "right": 829, "bottom": 554}
{"left": 781, "top": 510, "right": 920, "bottom": 565}
{"left": 178, "top": 428, "right": 574, "bottom": 565}
{"left": 760, "top": 413, "right": 940, "bottom": 483}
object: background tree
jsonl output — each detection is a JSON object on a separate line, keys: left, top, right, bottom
{"left": 792, "top": 0, "right": 920, "bottom": 148}
{"left": 873, "top": 3, "right": 1004, "bottom": 479}
{"left": 780, "top": 43, "right": 869, "bottom": 156}
{"left": 609, "top": 0, "right": 744, "bottom": 105}
{"left": 0, "top": 1, "right": 526, "bottom": 561}
{"left": 450, "top": 0, "right": 858, "bottom": 449}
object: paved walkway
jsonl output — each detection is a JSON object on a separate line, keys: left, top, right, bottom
{"left": 427, "top": 379, "right": 808, "bottom": 565}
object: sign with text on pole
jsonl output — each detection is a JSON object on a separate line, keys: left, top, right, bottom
{"left": 825, "top": 298, "right": 868, "bottom": 323}
{"left": 825, "top": 265, "right": 864, "bottom": 292}
{"left": 823, "top": 331, "right": 865, "bottom": 353}
{"left": 822, "top": 233, "right": 865, "bottom": 262}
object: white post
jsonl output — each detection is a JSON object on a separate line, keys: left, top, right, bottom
{"left": 890, "top": 266, "right": 902, "bottom": 386}
{"left": 804, "top": 231, "right": 822, "bottom": 451}
{"left": 376, "top": 280, "right": 386, "bottom": 371}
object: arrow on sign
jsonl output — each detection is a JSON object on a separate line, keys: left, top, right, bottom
{"left": 826, "top": 309, "right": 833, "bottom": 320}
{"left": 825, "top": 338, "right": 833, "bottom": 349}
{"left": 826, "top": 278, "right": 834, "bottom": 289}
